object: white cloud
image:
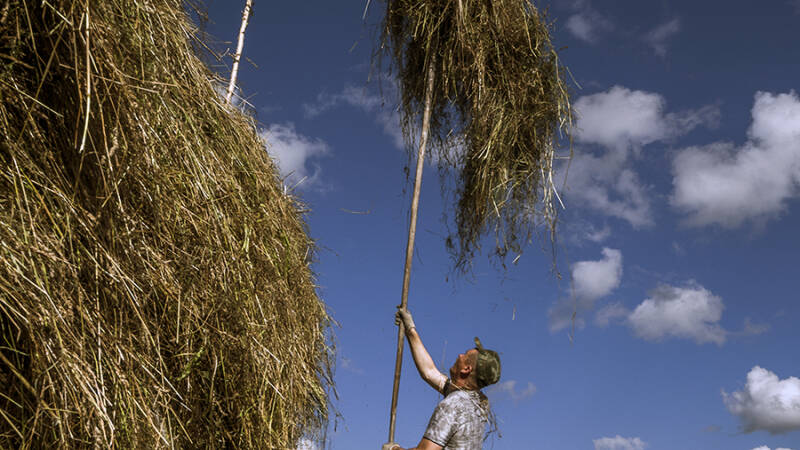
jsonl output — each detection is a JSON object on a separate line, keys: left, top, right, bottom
{"left": 575, "top": 87, "right": 672, "bottom": 151}
{"left": 486, "top": 380, "right": 537, "bottom": 402}
{"left": 573, "top": 248, "right": 623, "bottom": 300}
{"left": 603, "top": 285, "right": 767, "bottom": 344}
{"left": 628, "top": 282, "right": 727, "bottom": 345}
{"left": 549, "top": 248, "right": 622, "bottom": 331}
{"left": 304, "top": 85, "right": 404, "bottom": 149}
{"left": 644, "top": 18, "right": 681, "bottom": 57}
{"left": 259, "top": 123, "right": 330, "bottom": 190}
{"left": 751, "top": 447, "right": 794, "bottom": 450}
{"left": 671, "top": 91, "right": 800, "bottom": 228}
{"left": 724, "top": 366, "right": 800, "bottom": 434}
{"left": 593, "top": 435, "right": 647, "bottom": 450}
{"left": 567, "top": 86, "right": 719, "bottom": 227}
{"left": 575, "top": 86, "right": 718, "bottom": 151}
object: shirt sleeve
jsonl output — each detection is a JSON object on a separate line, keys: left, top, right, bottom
{"left": 423, "top": 397, "right": 457, "bottom": 447}
{"left": 437, "top": 376, "right": 450, "bottom": 395}
{"left": 432, "top": 371, "right": 448, "bottom": 394}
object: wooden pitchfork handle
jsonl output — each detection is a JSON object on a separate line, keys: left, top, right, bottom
{"left": 386, "top": 53, "right": 436, "bottom": 445}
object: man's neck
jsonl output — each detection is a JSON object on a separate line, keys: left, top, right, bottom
{"left": 448, "top": 377, "right": 478, "bottom": 393}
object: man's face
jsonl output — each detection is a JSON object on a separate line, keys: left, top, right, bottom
{"left": 450, "top": 348, "right": 478, "bottom": 379}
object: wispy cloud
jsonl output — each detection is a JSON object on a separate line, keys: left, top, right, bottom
{"left": 550, "top": 248, "right": 623, "bottom": 331}
{"left": 562, "top": 0, "right": 614, "bottom": 43}
{"left": 341, "top": 357, "right": 364, "bottom": 375}
{"left": 564, "top": 220, "right": 613, "bottom": 248}
{"left": 486, "top": 380, "right": 537, "bottom": 403}
{"left": 259, "top": 123, "right": 331, "bottom": 191}
{"left": 671, "top": 91, "right": 800, "bottom": 228}
{"left": 566, "top": 11, "right": 614, "bottom": 43}
{"left": 724, "top": 366, "right": 800, "bottom": 434}
{"left": 584, "top": 224, "right": 612, "bottom": 243}
{"left": 566, "top": 158, "right": 654, "bottom": 228}
{"left": 304, "top": 85, "right": 404, "bottom": 149}
{"left": 644, "top": 18, "right": 681, "bottom": 57}
{"left": 593, "top": 435, "right": 647, "bottom": 450}
{"left": 594, "top": 302, "right": 629, "bottom": 328}
{"left": 738, "top": 317, "right": 771, "bottom": 337}
{"left": 304, "top": 85, "right": 382, "bottom": 117}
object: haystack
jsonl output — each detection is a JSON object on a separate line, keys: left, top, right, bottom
{"left": 0, "top": 0, "right": 332, "bottom": 447}
{"left": 380, "top": 0, "right": 573, "bottom": 271}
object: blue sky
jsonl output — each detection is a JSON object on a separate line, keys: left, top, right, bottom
{"left": 201, "top": 1, "right": 800, "bottom": 449}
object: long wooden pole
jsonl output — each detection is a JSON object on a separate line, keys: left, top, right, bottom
{"left": 225, "top": 0, "right": 253, "bottom": 105}
{"left": 387, "top": 54, "right": 436, "bottom": 444}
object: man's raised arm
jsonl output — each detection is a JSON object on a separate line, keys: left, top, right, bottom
{"left": 396, "top": 308, "right": 447, "bottom": 393}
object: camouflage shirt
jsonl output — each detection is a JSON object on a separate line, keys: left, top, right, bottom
{"left": 423, "top": 386, "right": 487, "bottom": 449}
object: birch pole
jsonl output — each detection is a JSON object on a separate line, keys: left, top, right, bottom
{"left": 225, "top": 0, "right": 252, "bottom": 105}
{"left": 387, "top": 54, "right": 436, "bottom": 445}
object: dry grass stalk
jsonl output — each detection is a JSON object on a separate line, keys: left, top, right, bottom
{"left": 380, "top": 0, "right": 573, "bottom": 271}
{"left": 0, "top": 0, "right": 332, "bottom": 447}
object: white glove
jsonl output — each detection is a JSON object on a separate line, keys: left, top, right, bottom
{"left": 395, "top": 308, "right": 416, "bottom": 331}
{"left": 381, "top": 442, "right": 400, "bottom": 450}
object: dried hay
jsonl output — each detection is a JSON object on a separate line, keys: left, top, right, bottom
{"left": 0, "top": 0, "right": 332, "bottom": 447}
{"left": 380, "top": 0, "right": 573, "bottom": 271}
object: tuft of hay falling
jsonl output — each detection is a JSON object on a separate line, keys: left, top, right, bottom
{"left": 380, "top": 0, "right": 573, "bottom": 271}
{"left": 0, "top": 0, "right": 332, "bottom": 448}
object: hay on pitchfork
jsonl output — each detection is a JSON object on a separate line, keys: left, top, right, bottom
{"left": 379, "top": 0, "right": 573, "bottom": 271}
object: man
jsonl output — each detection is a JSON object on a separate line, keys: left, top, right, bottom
{"left": 384, "top": 308, "right": 501, "bottom": 450}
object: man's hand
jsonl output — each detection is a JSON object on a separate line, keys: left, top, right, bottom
{"left": 382, "top": 438, "right": 443, "bottom": 450}
{"left": 395, "top": 307, "right": 416, "bottom": 331}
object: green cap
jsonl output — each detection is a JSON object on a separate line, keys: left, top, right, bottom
{"left": 473, "top": 337, "right": 501, "bottom": 388}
